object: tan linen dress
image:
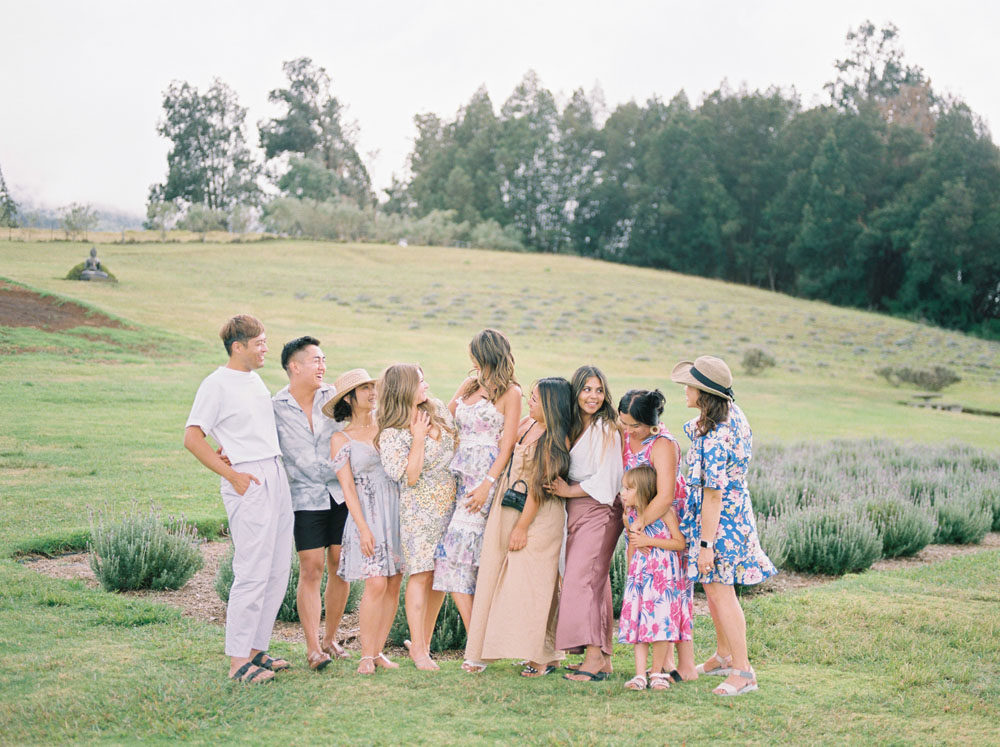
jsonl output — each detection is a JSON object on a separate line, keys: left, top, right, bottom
{"left": 464, "top": 435, "right": 566, "bottom": 664}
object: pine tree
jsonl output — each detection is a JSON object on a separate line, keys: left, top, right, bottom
{"left": 0, "top": 162, "right": 19, "bottom": 228}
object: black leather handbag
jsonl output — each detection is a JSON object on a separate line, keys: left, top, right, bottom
{"left": 499, "top": 425, "right": 532, "bottom": 512}
{"left": 501, "top": 478, "right": 528, "bottom": 512}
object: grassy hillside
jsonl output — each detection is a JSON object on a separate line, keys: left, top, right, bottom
{"left": 1, "top": 237, "right": 998, "bottom": 743}
{"left": 2, "top": 237, "right": 998, "bottom": 444}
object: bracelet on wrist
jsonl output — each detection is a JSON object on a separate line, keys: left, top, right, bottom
{"left": 485, "top": 475, "right": 496, "bottom": 484}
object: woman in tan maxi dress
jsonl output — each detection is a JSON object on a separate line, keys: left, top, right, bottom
{"left": 464, "top": 377, "right": 573, "bottom": 675}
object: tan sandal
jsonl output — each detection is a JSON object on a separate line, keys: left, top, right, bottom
{"left": 322, "top": 640, "right": 350, "bottom": 660}
{"left": 307, "top": 650, "right": 332, "bottom": 671}
{"left": 357, "top": 656, "right": 376, "bottom": 675}
{"left": 374, "top": 652, "right": 398, "bottom": 669}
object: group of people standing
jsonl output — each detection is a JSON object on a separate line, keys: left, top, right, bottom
{"left": 184, "top": 315, "right": 776, "bottom": 697}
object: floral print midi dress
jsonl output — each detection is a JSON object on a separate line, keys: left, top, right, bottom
{"left": 433, "top": 397, "right": 505, "bottom": 594}
{"left": 678, "top": 403, "right": 776, "bottom": 586}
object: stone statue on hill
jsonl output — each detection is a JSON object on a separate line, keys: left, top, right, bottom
{"left": 80, "top": 247, "right": 109, "bottom": 281}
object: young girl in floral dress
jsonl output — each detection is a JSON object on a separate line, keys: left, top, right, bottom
{"left": 618, "top": 465, "right": 690, "bottom": 691}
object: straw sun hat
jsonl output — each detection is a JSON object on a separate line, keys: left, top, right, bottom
{"left": 321, "top": 368, "right": 375, "bottom": 419}
{"left": 670, "top": 355, "right": 735, "bottom": 402}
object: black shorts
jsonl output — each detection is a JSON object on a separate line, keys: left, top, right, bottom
{"left": 293, "top": 502, "right": 349, "bottom": 552}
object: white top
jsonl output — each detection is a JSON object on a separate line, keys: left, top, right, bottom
{"left": 186, "top": 367, "right": 280, "bottom": 465}
{"left": 568, "top": 419, "right": 624, "bottom": 506}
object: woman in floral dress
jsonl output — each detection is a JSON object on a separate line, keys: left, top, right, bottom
{"left": 671, "top": 356, "right": 776, "bottom": 697}
{"left": 618, "top": 388, "right": 694, "bottom": 681}
{"left": 377, "top": 364, "right": 456, "bottom": 671}
{"left": 324, "top": 368, "right": 405, "bottom": 675}
{"left": 433, "top": 330, "right": 521, "bottom": 662}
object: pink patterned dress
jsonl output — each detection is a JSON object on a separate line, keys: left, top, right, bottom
{"left": 617, "top": 507, "right": 693, "bottom": 644}
{"left": 622, "top": 424, "right": 694, "bottom": 633}
{"left": 432, "top": 397, "right": 505, "bottom": 594}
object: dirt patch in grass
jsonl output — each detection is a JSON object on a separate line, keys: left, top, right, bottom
{"left": 22, "top": 533, "right": 1000, "bottom": 650}
{"left": 0, "top": 281, "right": 124, "bottom": 330}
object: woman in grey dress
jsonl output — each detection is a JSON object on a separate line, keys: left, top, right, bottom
{"left": 324, "top": 368, "right": 404, "bottom": 675}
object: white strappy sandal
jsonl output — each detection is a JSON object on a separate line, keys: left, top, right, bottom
{"left": 624, "top": 675, "right": 648, "bottom": 690}
{"left": 713, "top": 668, "right": 758, "bottom": 696}
{"left": 695, "top": 651, "right": 733, "bottom": 676}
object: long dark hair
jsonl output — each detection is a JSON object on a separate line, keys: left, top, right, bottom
{"left": 569, "top": 365, "right": 619, "bottom": 444}
{"left": 528, "top": 377, "right": 573, "bottom": 503}
{"left": 696, "top": 389, "right": 731, "bottom": 437}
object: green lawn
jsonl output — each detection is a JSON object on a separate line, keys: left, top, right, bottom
{"left": 1, "top": 548, "right": 997, "bottom": 743}
{"left": 1, "top": 237, "right": 998, "bottom": 743}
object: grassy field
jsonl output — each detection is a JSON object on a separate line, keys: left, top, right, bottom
{"left": 2, "top": 543, "right": 997, "bottom": 743}
{"left": 1, "top": 237, "right": 999, "bottom": 743}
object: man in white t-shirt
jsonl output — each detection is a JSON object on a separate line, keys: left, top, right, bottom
{"left": 183, "top": 314, "right": 293, "bottom": 684}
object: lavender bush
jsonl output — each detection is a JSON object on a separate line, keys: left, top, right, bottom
{"left": 747, "top": 440, "right": 999, "bottom": 574}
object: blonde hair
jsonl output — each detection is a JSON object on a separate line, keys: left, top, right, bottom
{"left": 623, "top": 465, "right": 657, "bottom": 514}
{"left": 375, "top": 363, "right": 452, "bottom": 448}
{"left": 461, "top": 328, "right": 518, "bottom": 403}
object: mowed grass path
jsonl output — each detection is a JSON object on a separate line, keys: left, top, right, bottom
{"left": 1, "top": 550, "right": 997, "bottom": 743}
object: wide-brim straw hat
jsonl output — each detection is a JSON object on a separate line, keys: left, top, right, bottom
{"left": 321, "top": 368, "right": 374, "bottom": 419}
{"left": 670, "top": 355, "right": 735, "bottom": 402}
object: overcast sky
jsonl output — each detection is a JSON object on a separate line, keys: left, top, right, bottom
{"left": 3, "top": 0, "right": 998, "bottom": 217}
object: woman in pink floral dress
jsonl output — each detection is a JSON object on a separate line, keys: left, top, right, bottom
{"left": 619, "top": 388, "right": 695, "bottom": 682}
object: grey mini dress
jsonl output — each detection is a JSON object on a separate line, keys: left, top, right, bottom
{"left": 334, "top": 437, "right": 405, "bottom": 581}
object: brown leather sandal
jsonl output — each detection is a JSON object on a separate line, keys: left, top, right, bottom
{"left": 307, "top": 650, "right": 332, "bottom": 671}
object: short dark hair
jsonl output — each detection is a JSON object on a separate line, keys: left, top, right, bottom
{"left": 219, "top": 315, "right": 265, "bottom": 356}
{"left": 332, "top": 391, "right": 355, "bottom": 422}
{"left": 281, "top": 336, "right": 321, "bottom": 371}
{"left": 617, "top": 389, "right": 665, "bottom": 427}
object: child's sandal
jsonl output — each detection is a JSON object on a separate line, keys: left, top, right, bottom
{"left": 649, "top": 673, "right": 671, "bottom": 690}
{"left": 624, "top": 675, "right": 648, "bottom": 690}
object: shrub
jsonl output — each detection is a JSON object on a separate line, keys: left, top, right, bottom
{"left": 345, "top": 579, "right": 364, "bottom": 614}
{"left": 865, "top": 498, "right": 936, "bottom": 558}
{"left": 934, "top": 496, "right": 992, "bottom": 545}
{"left": 65, "top": 261, "right": 118, "bottom": 282}
{"left": 742, "top": 348, "right": 776, "bottom": 375}
{"left": 756, "top": 514, "right": 788, "bottom": 569}
{"left": 609, "top": 536, "right": 628, "bottom": 617}
{"left": 88, "top": 502, "right": 203, "bottom": 592}
{"left": 875, "top": 365, "right": 961, "bottom": 391}
{"left": 387, "top": 579, "right": 468, "bottom": 651}
{"left": 469, "top": 219, "right": 526, "bottom": 252}
{"left": 214, "top": 546, "right": 298, "bottom": 622}
{"left": 781, "top": 505, "right": 882, "bottom": 575}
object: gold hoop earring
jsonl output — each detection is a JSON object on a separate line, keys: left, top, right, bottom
{"left": 649, "top": 425, "right": 661, "bottom": 435}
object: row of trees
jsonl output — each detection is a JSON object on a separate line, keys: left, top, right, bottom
{"left": 398, "top": 24, "right": 1000, "bottom": 336}
{"left": 0, "top": 170, "right": 102, "bottom": 240}
{"left": 143, "top": 22, "right": 998, "bottom": 336}
{"left": 145, "top": 57, "right": 372, "bottom": 236}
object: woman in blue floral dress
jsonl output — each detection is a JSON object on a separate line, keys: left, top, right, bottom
{"left": 671, "top": 356, "right": 776, "bottom": 697}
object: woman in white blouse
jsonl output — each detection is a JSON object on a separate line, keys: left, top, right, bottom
{"left": 549, "top": 365, "right": 624, "bottom": 681}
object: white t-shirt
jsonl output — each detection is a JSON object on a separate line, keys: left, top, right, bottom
{"left": 186, "top": 367, "right": 280, "bottom": 465}
{"left": 568, "top": 419, "right": 624, "bottom": 506}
